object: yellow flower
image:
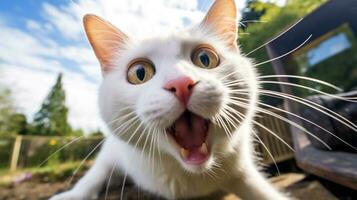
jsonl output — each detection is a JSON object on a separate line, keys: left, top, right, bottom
{"left": 49, "top": 139, "right": 57, "bottom": 146}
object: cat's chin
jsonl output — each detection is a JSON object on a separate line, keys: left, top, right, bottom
{"left": 166, "top": 110, "right": 211, "bottom": 167}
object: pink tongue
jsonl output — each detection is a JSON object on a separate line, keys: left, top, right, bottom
{"left": 174, "top": 112, "right": 207, "bottom": 149}
{"left": 186, "top": 148, "right": 208, "bottom": 164}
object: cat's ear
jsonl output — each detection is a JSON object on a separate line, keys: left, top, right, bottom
{"left": 83, "top": 14, "right": 128, "bottom": 73}
{"left": 201, "top": 0, "right": 238, "bottom": 49}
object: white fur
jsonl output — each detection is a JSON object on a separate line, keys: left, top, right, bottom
{"left": 50, "top": 24, "right": 289, "bottom": 200}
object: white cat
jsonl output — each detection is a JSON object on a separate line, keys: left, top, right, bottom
{"left": 51, "top": 0, "right": 289, "bottom": 199}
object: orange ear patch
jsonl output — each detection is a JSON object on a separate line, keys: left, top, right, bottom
{"left": 83, "top": 14, "right": 128, "bottom": 72}
{"left": 201, "top": 0, "right": 238, "bottom": 49}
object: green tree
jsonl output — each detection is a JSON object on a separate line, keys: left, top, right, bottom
{"left": 0, "top": 82, "right": 29, "bottom": 136}
{"left": 31, "top": 73, "right": 71, "bottom": 136}
{"left": 8, "top": 113, "right": 28, "bottom": 135}
{"left": 0, "top": 86, "right": 16, "bottom": 136}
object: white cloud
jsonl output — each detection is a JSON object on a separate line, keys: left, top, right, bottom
{"left": 43, "top": 2, "right": 84, "bottom": 40}
{"left": 41, "top": 0, "right": 207, "bottom": 39}
{"left": 26, "top": 20, "right": 42, "bottom": 31}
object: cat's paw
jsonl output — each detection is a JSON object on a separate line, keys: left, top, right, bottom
{"left": 49, "top": 190, "right": 98, "bottom": 200}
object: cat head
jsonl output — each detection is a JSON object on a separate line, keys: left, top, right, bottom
{"left": 84, "top": 0, "right": 258, "bottom": 173}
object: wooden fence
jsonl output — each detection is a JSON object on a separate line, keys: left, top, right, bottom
{"left": 0, "top": 136, "right": 103, "bottom": 171}
{"left": 0, "top": 110, "right": 294, "bottom": 171}
{"left": 255, "top": 111, "right": 294, "bottom": 165}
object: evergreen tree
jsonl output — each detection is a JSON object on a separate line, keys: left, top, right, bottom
{"left": 32, "top": 73, "right": 71, "bottom": 136}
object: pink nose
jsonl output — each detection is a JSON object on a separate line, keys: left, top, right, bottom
{"left": 164, "top": 76, "right": 196, "bottom": 105}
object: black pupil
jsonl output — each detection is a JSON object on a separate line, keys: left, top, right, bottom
{"left": 136, "top": 65, "right": 146, "bottom": 81}
{"left": 199, "top": 51, "right": 210, "bottom": 67}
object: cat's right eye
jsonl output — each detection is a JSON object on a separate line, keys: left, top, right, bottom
{"left": 191, "top": 45, "right": 220, "bottom": 69}
{"left": 127, "top": 58, "right": 155, "bottom": 85}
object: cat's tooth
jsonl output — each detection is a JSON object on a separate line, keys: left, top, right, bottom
{"left": 180, "top": 148, "right": 189, "bottom": 159}
{"left": 199, "top": 143, "right": 208, "bottom": 155}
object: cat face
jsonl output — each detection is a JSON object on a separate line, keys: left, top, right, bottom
{"left": 85, "top": 0, "right": 258, "bottom": 173}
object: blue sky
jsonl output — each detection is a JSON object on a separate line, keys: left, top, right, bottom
{"left": 0, "top": 0, "right": 284, "bottom": 133}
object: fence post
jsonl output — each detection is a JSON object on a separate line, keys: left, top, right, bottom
{"left": 10, "top": 135, "right": 22, "bottom": 172}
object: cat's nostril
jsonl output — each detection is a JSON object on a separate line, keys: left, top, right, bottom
{"left": 188, "top": 84, "right": 193, "bottom": 90}
{"left": 164, "top": 76, "right": 196, "bottom": 105}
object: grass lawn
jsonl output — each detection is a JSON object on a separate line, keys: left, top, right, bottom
{"left": 0, "top": 160, "right": 93, "bottom": 187}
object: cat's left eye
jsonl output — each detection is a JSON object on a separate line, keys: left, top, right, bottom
{"left": 127, "top": 58, "right": 155, "bottom": 85}
{"left": 191, "top": 45, "right": 220, "bottom": 69}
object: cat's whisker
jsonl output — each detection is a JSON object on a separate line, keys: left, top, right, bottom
{"left": 112, "top": 118, "right": 140, "bottom": 141}
{"left": 215, "top": 114, "right": 232, "bottom": 138}
{"left": 221, "top": 106, "right": 241, "bottom": 129}
{"left": 254, "top": 132, "right": 280, "bottom": 175}
{"left": 132, "top": 122, "right": 151, "bottom": 153}
{"left": 68, "top": 138, "right": 106, "bottom": 186}
{"left": 222, "top": 104, "right": 295, "bottom": 151}
{"left": 232, "top": 92, "right": 357, "bottom": 150}
{"left": 239, "top": 22, "right": 247, "bottom": 28}
{"left": 107, "top": 107, "right": 134, "bottom": 125}
{"left": 110, "top": 114, "right": 137, "bottom": 133}
{"left": 224, "top": 75, "right": 343, "bottom": 93}
{"left": 140, "top": 124, "right": 153, "bottom": 163}
{"left": 148, "top": 124, "right": 157, "bottom": 175}
{"left": 210, "top": 155, "right": 226, "bottom": 176}
{"left": 253, "top": 119, "right": 297, "bottom": 152}
{"left": 207, "top": 167, "right": 219, "bottom": 180}
{"left": 253, "top": 34, "right": 312, "bottom": 67}
{"left": 203, "top": 168, "right": 218, "bottom": 180}
{"left": 219, "top": 34, "right": 313, "bottom": 83}
{"left": 258, "top": 81, "right": 357, "bottom": 103}
{"left": 229, "top": 98, "right": 331, "bottom": 150}
{"left": 246, "top": 18, "right": 304, "bottom": 56}
{"left": 257, "top": 75, "right": 343, "bottom": 92}
{"left": 221, "top": 106, "right": 246, "bottom": 133}
{"left": 108, "top": 113, "right": 135, "bottom": 126}
{"left": 120, "top": 170, "right": 128, "bottom": 200}
{"left": 125, "top": 121, "right": 144, "bottom": 145}
{"left": 225, "top": 101, "right": 296, "bottom": 151}
{"left": 230, "top": 91, "right": 357, "bottom": 151}
{"left": 155, "top": 128, "right": 164, "bottom": 168}
{"left": 230, "top": 89, "right": 357, "bottom": 131}
{"left": 259, "top": 90, "right": 357, "bottom": 131}
{"left": 38, "top": 135, "right": 84, "bottom": 167}
{"left": 104, "top": 160, "right": 119, "bottom": 200}
{"left": 234, "top": 96, "right": 357, "bottom": 151}
{"left": 111, "top": 116, "right": 140, "bottom": 137}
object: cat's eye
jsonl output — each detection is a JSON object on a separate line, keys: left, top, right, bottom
{"left": 191, "top": 45, "right": 220, "bottom": 69}
{"left": 127, "top": 58, "right": 155, "bottom": 84}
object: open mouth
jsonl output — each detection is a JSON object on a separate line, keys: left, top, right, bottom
{"left": 166, "top": 110, "right": 210, "bottom": 165}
